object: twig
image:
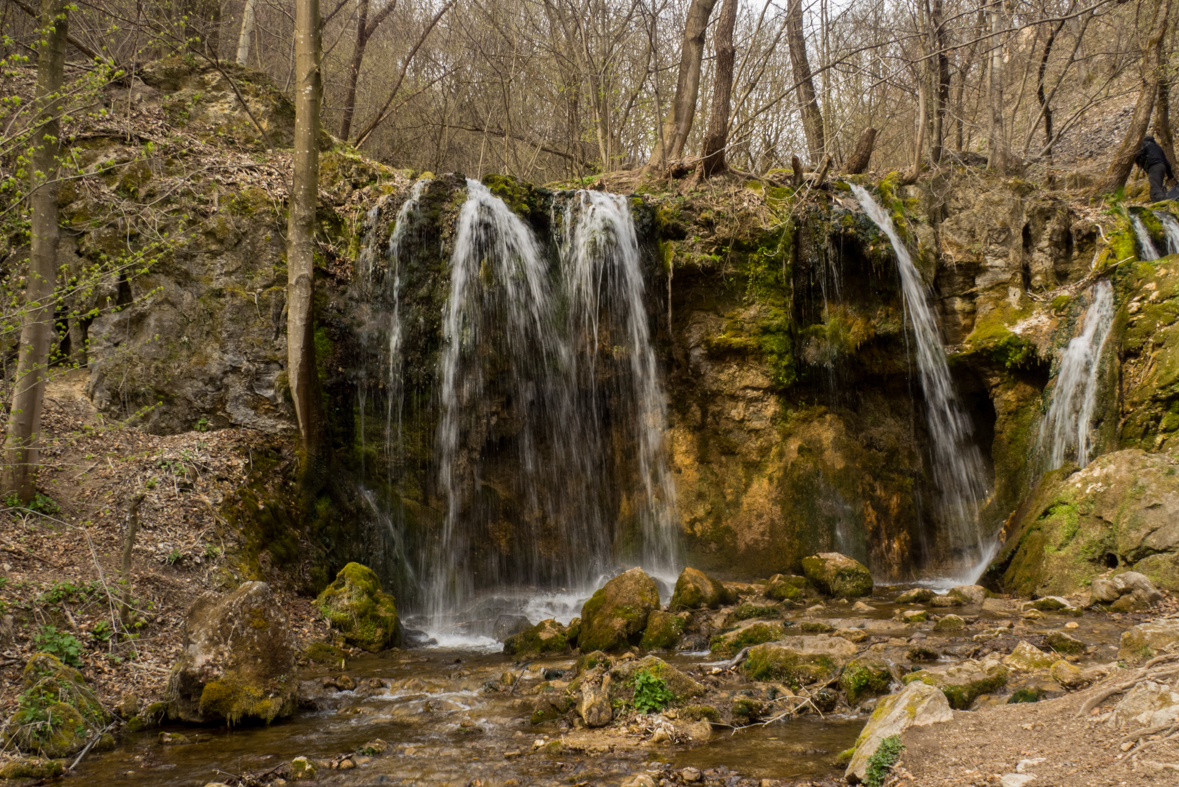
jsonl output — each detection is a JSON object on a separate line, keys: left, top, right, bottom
{"left": 68, "top": 722, "right": 114, "bottom": 771}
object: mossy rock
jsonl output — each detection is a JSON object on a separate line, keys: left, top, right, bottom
{"left": 709, "top": 621, "right": 786, "bottom": 657}
{"left": 765, "top": 574, "right": 810, "bottom": 602}
{"left": 5, "top": 654, "right": 109, "bottom": 758}
{"left": 503, "top": 619, "right": 572, "bottom": 658}
{"left": 640, "top": 611, "right": 686, "bottom": 650}
{"left": 609, "top": 656, "right": 705, "bottom": 703}
{"left": 670, "top": 567, "right": 734, "bottom": 611}
{"left": 839, "top": 658, "right": 893, "bottom": 705}
{"left": 741, "top": 636, "right": 858, "bottom": 685}
{"left": 303, "top": 641, "right": 347, "bottom": 664}
{"left": 169, "top": 581, "right": 298, "bottom": 725}
{"left": 316, "top": 563, "right": 403, "bottom": 652}
{"left": 801, "top": 553, "right": 874, "bottom": 599}
{"left": 726, "top": 603, "right": 782, "bottom": 625}
{"left": 1044, "top": 631, "right": 1086, "bottom": 655}
{"left": 577, "top": 568, "right": 660, "bottom": 653}
{"left": 1002, "top": 642, "right": 1056, "bottom": 671}
{"left": 902, "top": 659, "right": 1008, "bottom": 709}
{"left": 0, "top": 758, "right": 66, "bottom": 780}
{"left": 933, "top": 614, "right": 965, "bottom": 632}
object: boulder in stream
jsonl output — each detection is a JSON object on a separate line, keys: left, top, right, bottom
{"left": 903, "top": 658, "right": 1008, "bottom": 709}
{"left": 503, "top": 619, "right": 572, "bottom": 657}
{"left": 741, "top": 635, "right": 858, "bottom": 684}
{"left": 640, "top": 610, "right": 685, "bottom": 650}
{"left": 839, "top": 658, "right": 893, "bottom": 705}
{"left": 801, "top": 553, "right": 874, "bottom": 598}
{"left": 765, "top": 573, "right": 810, "bottom": 602}
{"left": 669, "top": 567, "right": 733, "bottom": 611}
{"left": 169, "top": 581, "right": 298, "bottom": 724}
{"left": 4, "top": 653, "right": 109, "bottom": 758}
{"left": 316, "top": 562, "right": 403, "bottom": 652}
{"left": 1089, "top": 571, "right": 1163, "bottom": 611}
{"left": 845, "top": 680, "right": 953, "bottom": 783}
{"left": 577, "top": 568, "right": 660, "bottom": 652}
{"left": 1119, "top": 619, "right": 1179, "bottom": 662}
{"left": 709, "top": 620, "right": 787, "bottom": 657}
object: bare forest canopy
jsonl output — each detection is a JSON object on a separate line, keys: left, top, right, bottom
{"left": 0, "top": 0, "right": 1176, "bottom": 183}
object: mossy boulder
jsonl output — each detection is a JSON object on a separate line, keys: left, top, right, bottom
{"left": 845, "top": 680, "right": 952, "bottom": 782}
{"left": 1119, "top": 620, "right": 1179, "bottom": 663}
{"left": 640, "top": 611, "right": 686, "bottom": 650}
{"left": 5, "top": 654, "right": 109, "bottom": 758}
{"left": 801, "top": 553, "right": 874, "bottom": 599}
{"left": 503, "top": 619, "right": 572, "bottom": 658}
{"left": 669, "top": 567, "right": 734, "bottom": 611}
{"left": 610, "top": 656, "right": 705, "bottom": 703}
{"left": 933, "top": 614, "right": 965, "bottom": 632}
{"left": 765, "top": 574, "right": 810, "bottom": 602}
{"left": 0, "top": 758, "right": 66, "bottom": 780}
{"left": 990, "top": 451, "right": 1179, "bottom": 597}
{"left": 741, "top": 636, "right": 858, "bottom": 684}
{"left": 709, "top": 620, "right": 787, "bottom": 657}
{"left": 169, "top": 581, "right": 298, "bottom": 725}
{"left": 902, "top": 659, "right": 1008, "bottom": 709}
{"left": 838, "top": 658, "right": 893, "bottom": 705}
{"left": 316, "top": 563, "right": 403, "bottom": 652}
{"left": 1044, "top": 631, "right": 1086, "bottom": 655}
{"left": 897, "top": 587, "right": 934, "bottom": 604}
{"left": 577, "top": 568, "right": 660, "bottom": 653}
{"left": 1002, "top": 642, "right": 1056, "bottom": 671}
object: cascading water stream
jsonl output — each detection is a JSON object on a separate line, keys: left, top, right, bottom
{"left": 1131, "top": 215, "right": 1160, "bottom": 260}
{"left": 850, "top": 185, "right": 992, "bottom": 579}
{"left": 556, "top": 190, "right": 680, "bottom": 578}
{"left": 1154, "top": 210, "right": 1179, "bottom": 256}
{"left": 1038, "top": 281, "right": 1114, "bottom": 471}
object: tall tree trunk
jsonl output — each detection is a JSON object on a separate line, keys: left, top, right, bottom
{"left": 338, "top": 0, "right": 371, "bottom": 141}
{"left": 236, "top": 0, "right": 258, "bottom": 65}
{"left": 288, "top": 0, "right": 328, "bottom": 474}
{"left": 987, "top": 2, "right": 1008, "bottom": 175}
{"left": 701, "top": 0, "right": 738, "bottom": 177}
{"left": 929, "top": 0, "right": 950, "bottom": 163}
{"left": 3, "top": 0, "right": 68, "bottom": 503}
{"left": 647, "top": 0, "right": 718, "bottom": 170}
{"left": 1155, "top": 79, "right": 1177, "bottom": 171}
{"left": 786, "top": 0, "right": 825, "bottom": 166}
{"left": 903, "top": 79, "right": 927, "bottom": 184}
{"left": 1096, "top": 0, "right": 1172, "bottom": 194}
{"left": 844, "top": 126, "right": 877, "bottom": 173}
{"left": 1034, "top": 20, "right": 1065, "bottom": 164}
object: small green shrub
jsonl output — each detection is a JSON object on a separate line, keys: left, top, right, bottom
{"left": 633, "top": 668, "right": 675, "bottom": 714}
{"left": 865, "top": 735, "right": 904, "bottom": 787}
{"left": 33, "top": 626, "right": 84, "bottom": 667}
{"left": 4, "top": 493, "right": 60, "bottom": 516}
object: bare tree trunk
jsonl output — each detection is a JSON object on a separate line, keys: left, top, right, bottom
{"left": 648, "top": 0, "right": 718, "bottom": 170}
{"left": 786, "top": 0, "right": 825, "bottom": 166}
{"left": 288, "top": 0, "right": 328, "bottom": 472}
{"left": 3, "top": 0, "right": 68, "bottom": 503}
{"left": 236, "top": 0, "right": 258, "bottom": 66}
{"left": 1096, "top": 0, "right": 1172, "bottom": 194}
{"left": 340, "top": 0, "right": 401, "bottom": 142}
{"left": 844, "top": 127, "right": 877, "bottom": 173}
{"left": 930, "top": 0, "right": 950, "bottom": 163}
{"left": 119, "top": 493, "right": 144, "bottom": 628}
{"left": 1155, "top": 79, "right": 1177, "bottom": 171}
{"left": 904, "top": 79, "right": 927, "bottom": 184}
{"left": 1034, "top": 20, "right": 1065, "bottom": 164}
{"left": 701, "top": 0, "right": 738, "bottom": 177}
{"left": 987, "top": 2, "right": 1008, "bottom": 175}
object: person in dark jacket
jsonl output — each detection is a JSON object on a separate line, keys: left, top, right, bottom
{"left": 1135, "top": 135, "right": 1177, "bottom": 201}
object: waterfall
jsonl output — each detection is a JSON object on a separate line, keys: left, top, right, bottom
{"left": 557, "top": 190, "right": 680, "bottom": 577}
{"left": 1131, "top": 215, "right": 1160, "bottom": 260}
{"left": 1154, "top": 211, "right": 1179, "bottom": 256}
{"left": 1038, "top": 281, "right": 1115, "bottom": 471}
{"left": 424, "top": 181, "right": 681, "bottom": 633}
{"left": 850, "top": 185, "right": 991, "bottom": 576}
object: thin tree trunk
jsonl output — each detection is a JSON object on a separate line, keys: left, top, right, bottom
{"left": 701, "top": 0, "right": 738, "bottom": 177}
{"left": 904, "top": 79, "right": 927, "bottom": 184}
{"left": 236, "top": 0, "right": 257, "bottom": 65}
{"left": 338, "top": 0, "right": 371, "bottom": 141}
{"left": 648, "top": 0, "right": 718, "bottom": 170}
{"left": 3, "top": 0, "right": 68, "bottom": 503}
{"left": 1096, "top": 0, "right": 1172, "bottom": 194}
{"left": 288, "top": 0, "right": 328, "bottom": 473}
{"left": 786, "top": 0, "right": 825, "bottom": 166}
{"left": 1155, "top": 79, "right": 1177, "bottom": 171}
{"left": 987, "top": 2, "right": 1008, "bottom": 175}
{"left": 1034, "top": 20, "right": 1065, "bottom": 164}
{"left": 930, "top": 0, "right": 949, "bottom": 163}
{"left": 119, "top": 493, "right": 144, "bottom": 628}
{"left": 844, "top": 127, "right": 877, "bottom": 173}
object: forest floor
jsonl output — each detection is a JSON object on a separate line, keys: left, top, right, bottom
{"left": 0, "top": 370, "right": 330, "bottom": 722}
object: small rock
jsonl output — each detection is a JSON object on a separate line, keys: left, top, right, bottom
{"left": 1049, "top": 660, "right": 1087, "bottom": 689}
{"left": 1002, "top": 642, "right": 1055, "bottom": 671}
{"left": 622, "top": 775, "right": 657, "bottom": 787}
{"left": 950, "top": 585, "right": 987, "bottom": 605}
{"left": 1000, "top": 775, "right": 1036, "bottom": 787}
{"left": 930, "top": 594, "right": 964, "bottom": 608}
{"left": 338, "top": 759, "right": 355, "bottom": 770}
{"left": 680, "top": 767, "right": 702, "bottom": 782}
{"left": 290, "top": 756, "right": 317, "bottom": 782}
{"left": 1030, "top": 596, "right": 1070, "bottom": 612}
{"left": 933, "top": 614, "right": 965, "bottom": 632}
{"left": 897, "top": 588, "right": 935, "bottom": 604}
{"left": 801, "top": 553, "right": 873, "bottom": 598}
{"left": 1119, "top": 619, "right": 1179, "bottom": 662}
{"left": 852, "top": 601, "right": 873, "bottom": 613}
{"left": 1044, "top": 631, "right": 1086, "bottom": 655}
{"left": 901, "top": 609, "right": 928, "bottom": 623}
{"left": 159, "top": 732, "right": 191, "bottom": 745}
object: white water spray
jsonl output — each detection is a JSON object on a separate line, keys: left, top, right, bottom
{"left": 851, "top": 185, "right": 992, "bottom": 579}
{"left": 1154, "top": 211, "right": 1179, "bottom": 256}
{"left": 1131, "top": 215, "right": 1160, "bottom": 260}
{"left": 1038, "top": 281, "right": 1115, "bottom": 471}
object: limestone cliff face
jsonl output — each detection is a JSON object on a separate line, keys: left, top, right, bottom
{"left": 40, "top": 60, "right": 1179, "bottom": 591}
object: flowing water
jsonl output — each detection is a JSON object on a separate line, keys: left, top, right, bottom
{"left": 1038, "top": 281, "right": 1115, "bottom": 471}
{"left": 1131, "top": 215, "right": 1160, "bottom": 260}
{"left": 850, "top": 185, "right": 992, "bottom": 579}
{"left": 1155, "top": 210, "right": 1179, "bottom": 256}
{"left": 418, "top": 182, "right": 680, "bottom": 635}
